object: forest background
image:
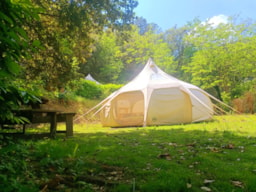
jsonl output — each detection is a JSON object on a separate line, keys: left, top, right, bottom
{"left": 1, "top": 0, "right": 256, "bottom": 123}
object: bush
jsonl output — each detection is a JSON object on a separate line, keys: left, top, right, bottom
{"left": 75, "top": 79, "right": 123, "bottom": 100}
{"left": 75, "top": 80, "right": 102, "bottom": 99}
{"left": 100, "top": 83, "right": 123, "bottom": 98}
{"left": 232, "top": 91, "right": 256, "bottom": 114}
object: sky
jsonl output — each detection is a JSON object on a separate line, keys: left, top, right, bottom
{"left": 134, "top": 0, "right": 256, "bottom": 30}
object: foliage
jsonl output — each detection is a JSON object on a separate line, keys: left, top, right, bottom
{"left": 0, "top": 0, "right": 39, "bottom": 77}
{"left": 1, "top": 115, "right": 256, "bottom": 191}
{"left": 232, "top": 91, "right": 256, "bottom": 114}
{"left": 77, "top": 16, "right": 256, "bottom": 106}
{"left": 83, "top": 25, "right": 173, "bottom": 84}
{"left": 100, "top": 83, "right": 123, "bottom": 98}
{"left": 0, "top": 138, "right": 38, "bottom": 191}
{"left": 118, "top": 25, "right": 173, "bottom": 82}
{"left": 134, "top": 16, "right": 162, "bottom": 34}
{"left": 75, "top": 80, "right": 103, "bottom": 99}
{"left": 0, "top": 84, "right": 41, "bottom": 123}
{"left": 183, "top": 19, "right": 256, "bottom": 102}
{"left": 163, "top": 24, "right": 196, "bottom": 81}
{"left": 81, "top": 30, "right": 124, "bottom": 83}
{"left": 75, "top": 79, "right": 122, "bottom": 100}
{"left": 0, "top": 0, "right": 40, "bottom": 122}
{"left": 21, "top": 0, "right": 138, "bottom": 90}
{"left": 2, "top": 0, "right": 256, "bottom": 124}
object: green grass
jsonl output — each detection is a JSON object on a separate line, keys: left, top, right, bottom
{"left": 1, "top": 115, "right": 256, "bottom": 191}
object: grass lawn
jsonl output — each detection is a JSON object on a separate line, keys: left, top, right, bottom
{"left": 1, "top": 115, "right": 256, "bottom": 191}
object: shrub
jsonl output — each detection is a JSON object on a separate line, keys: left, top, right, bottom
{"left": 232, "top": 91, "right": 255, "bottom": 114}
{"left": 100, "top": 83, "right": 123, "bottom": 98}
{"left": 75, "top": 80, "right": 102, "bottom": 99}
{"left": 74, "top": 79, "right": 123, "bottom": 100}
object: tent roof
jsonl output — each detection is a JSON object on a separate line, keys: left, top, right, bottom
{"left": 85, "top": 74, "right": 100, "bottom": 84}
{"left": 116, "top": 58, "right": 199, "bottom": 93}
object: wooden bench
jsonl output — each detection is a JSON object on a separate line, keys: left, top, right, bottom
{"left": 0, "top": 109, "right": 76, "bottom": 137}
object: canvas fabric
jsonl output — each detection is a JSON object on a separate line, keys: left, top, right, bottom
{"left": 97, "top": 58, "right": 214, "bottom": 127}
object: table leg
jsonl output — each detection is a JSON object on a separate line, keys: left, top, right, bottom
{"left": 22, "top": 124, "right": 26, "bottom": 134}
{"left": 50, "top": 113, "right": 57, "bottom": 137}
{"left": 65, "top": 114, "right": 73, "bottom": 137}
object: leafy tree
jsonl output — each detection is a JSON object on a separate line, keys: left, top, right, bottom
{"left": 0, "top": 0, "right": 40, "bottom": 122}
{"left": 82, "top": 25, "right": 172, "bottom": 84}
{"left": 184, "top": 18, "right": 256, "bottom": 102}
{"left": 118, "top": 25, "right": 173, "bottom": 82}
{"left": 21, "top": 0, "right": 138, "bottom": 90}
{"left": 81, "top": 30, "right": 123, "bottom": 83}
{"left": 134, "top": 16, "right": 162, "bottom": 34}
{"left": 133, "top": 16, "right": 149, "bottom": 35}
{"left": 163, "top": 24, "right": 196, "bottom": 81}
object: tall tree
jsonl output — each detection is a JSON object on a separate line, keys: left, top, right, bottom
{"left": 81, "top": 29, "right": 123, "bottom": 83}
{"left": 184, "top": 18, "right": 256, "bottom": 102}
{"left": 22, "top": 0, "right": 138, "bottom": 90}
{"left": 134, "top": 16, "right": 162, "bottom": 34}
{"left": 163, "top": 24, "right": 196, "bottom": 81}
{"left": 118, "top": 25, "right": 173, "bottom": 82}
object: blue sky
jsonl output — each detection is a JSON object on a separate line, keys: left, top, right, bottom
{"left": 134, "top": 0, "right": 256, "bottom": 30}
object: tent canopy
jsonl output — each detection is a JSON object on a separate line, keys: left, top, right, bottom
{"left": 85, "top": 74, "right": 100, "bottom": 84}
{"left": 92, "top": 58, "right": 216, "bottom": 127}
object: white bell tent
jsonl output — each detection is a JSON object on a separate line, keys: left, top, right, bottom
{"left": 88, "top": 58, "right": 224, "bottom": 127}
{"left": 85, "top": 74, "right": 100, "bottom": 84}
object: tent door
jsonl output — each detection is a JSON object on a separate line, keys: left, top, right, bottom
{"left": 147, "top": 88, "right": 192, "bottom": 125}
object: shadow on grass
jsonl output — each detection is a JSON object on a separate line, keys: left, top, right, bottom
{"left": 1, "top": 121, "right": 256, "bottom": 192}
{"left": 70, "top": 126, "right": 256, "bottom": 191}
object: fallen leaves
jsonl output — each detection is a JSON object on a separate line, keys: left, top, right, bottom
{"left": 168, "top": 142, "right": 178, "bottom": 147}
{"left": 231, "top": 180, "right": 244, "bottom": 188}
{"left": 188, "top": 161, "right": 200, "bottom": 168}
{"left": 201, "top": 186, "right": 212, "bottom": 192}
{"left": 199, "top": 179, "right": 215, "bottom": 191}
{"left": 186, "top": 142, "right": 197, "bottom": 147}
{"left": 222, "top": 143, "right": 235, "bottom": 149}
{"left": 157, "top": 153, "right": 171, "bottom": 160}
{"left": 153, "top": 140, "right": 248, "bottom": 191}
{"left": 204, "top": 179, "right": 215, "bottom": 184}
{"left": 38, "top": 161, "right": 127, "bottom": 192}
{"left": 207, "top": 146, "right": 221, "bottom": 153}
{"left": 186, "top": 183, "right": 192, "bottom": 188}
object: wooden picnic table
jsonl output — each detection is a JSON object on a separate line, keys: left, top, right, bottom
{"left": 1, "top": 109, "right": 76, "bottom": 137}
